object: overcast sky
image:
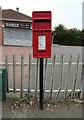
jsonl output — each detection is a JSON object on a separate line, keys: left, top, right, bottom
{"left": 0, "top": 0, "right": 83, "bottom": 30}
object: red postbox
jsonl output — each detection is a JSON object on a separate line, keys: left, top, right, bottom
{"left": 32, "top": 11, "right": 52, "bottom": 58}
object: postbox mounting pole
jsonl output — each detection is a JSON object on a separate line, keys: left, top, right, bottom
{"left": 39, "top": 58, "right": 43, "bottom": 110}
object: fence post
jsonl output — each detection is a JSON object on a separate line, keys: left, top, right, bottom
{"left": 56, "top": 54, "right": 63, "bottom": 99}
{"left": 50, "top": 54, "right": 56, "bottom": 99}
{"left": 20, "top": 54, "right": 24, "bottom": 98}
{"left": 64, "top": 54, "right": 72, "bottom": 99}
{"left": 35, "top": 58, "right": 39, "bottom": 99}
{"left": 5, "top": 54, "right": 9, "bottom": 93}
{"left": 27, "top": 54, "right": 31, "bottom": 99}
{"left": 13, "top": 54, "right": 16, "bottom": 93}
{"left": 44, "top": 58, "right": 48, "bottom": 99}
{"left": 71, "top": 54, "right": 80, "bottom": 98}
{"left": 80, "top": 64, "right": 84, "bottom": 99}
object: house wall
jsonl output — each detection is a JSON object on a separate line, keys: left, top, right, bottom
{"left": 2, "top": 46, "right": 33, "bottom": 63}
{"left": 0, "top": 20, "right": 33, "bottom": 63}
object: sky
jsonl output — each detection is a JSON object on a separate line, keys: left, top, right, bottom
{"left": 0, "top": 0, "right": 83, "bottom": 30}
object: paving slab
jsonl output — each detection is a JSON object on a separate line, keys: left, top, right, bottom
{"left": 1, "top": 98, "right": 83, "bottom": 119}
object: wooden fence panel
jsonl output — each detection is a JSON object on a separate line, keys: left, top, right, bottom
{"left": 0, "top": 53, "right": 83, "bottom": 99}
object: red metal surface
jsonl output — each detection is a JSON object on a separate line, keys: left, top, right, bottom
{"left": 32, "top": 11, "right": 52, "bottom": 58}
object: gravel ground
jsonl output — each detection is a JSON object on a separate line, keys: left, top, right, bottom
{"left": 2, "top": 97, "right": 83, "bottom": 119}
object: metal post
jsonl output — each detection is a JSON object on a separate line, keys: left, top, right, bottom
{"left": 39, "top": 58, "right": 43, "bottom": 110}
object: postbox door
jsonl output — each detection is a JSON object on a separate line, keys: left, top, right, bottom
{"left": 33, "top": 31, "right": 51, "bottom": 58}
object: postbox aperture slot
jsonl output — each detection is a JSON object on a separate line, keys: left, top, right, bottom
{"left": 33, "top": 19, "right": 50, "bottom": 23}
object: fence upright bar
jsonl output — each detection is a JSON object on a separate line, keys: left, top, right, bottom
{"left": 64, "top": 54, "right": 72, "bottom": 99}
{"left": 20, "top": 54, "right": 24, "bottom": 98}
{"left": 71, "top": 54, "right": 80, "bottom": 98}
{"left": 80, "top": 64, "right": 84, "bottom": 99}
{"left": 35, "top": 58, "right": 39, "bottom": 99}
{"left": 28, "top": 54, "right": 31, "bottom": 99}
{"left": 50, "top": 54, "right": 55, "bottom": 99}
{"left": 44, "top": 58, "right": 48, "bottom": 99}
{"left": 13, "top": 54, "right": 16, "bottom": 93}
{"left": 56, "top": 54, "right": 63, "bottom": 99}
{"left": 5, "top": 54, "right": 9, "bottom": 93}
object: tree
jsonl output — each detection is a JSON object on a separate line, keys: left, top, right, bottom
{"left": 53, "top": 24, "right": 83, "bottom": 46}
{"left": 53, "top": 24, "right": 66, "bottom": 45}
{"left": 80, "top": 29, "right": 84, "bottom": 46}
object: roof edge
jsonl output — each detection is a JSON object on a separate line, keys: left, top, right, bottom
{"left": 2, "top": 9, "right": 32, "bottom": 18}
{"left": 1, "top": 18, "right": 32, "bottom": 23}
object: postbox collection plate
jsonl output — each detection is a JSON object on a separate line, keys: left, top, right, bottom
{"left": 38, "top": 35, "right": 46, "bottom": 50}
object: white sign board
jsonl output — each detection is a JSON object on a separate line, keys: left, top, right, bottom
{"left": 38, "top": 35, "right": 46, "bottom": 50}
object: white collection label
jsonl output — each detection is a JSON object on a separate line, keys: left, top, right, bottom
{"left": 38, "top": 35, "right": 46, "bottom": 50}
